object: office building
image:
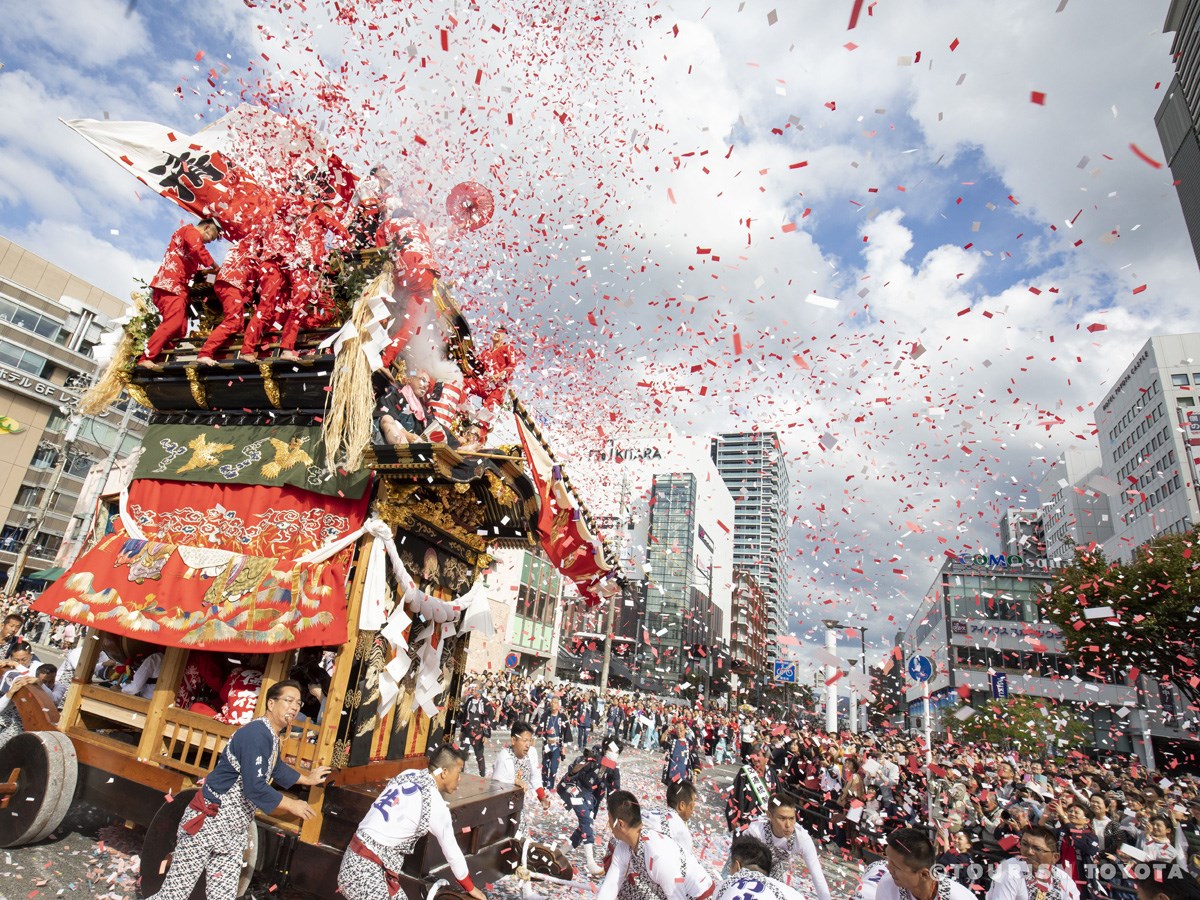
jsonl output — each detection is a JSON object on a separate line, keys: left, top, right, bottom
{"left": 729, "top": 570, "right": 769, "bottom": 703}
{"left": 1094, "top": 333, "right": 1200, "bottom": 560}
{"left": 1037, "top": 446, "right": 1115, "bottom": 563}
{"left": 1158, "top": 2, "right": 1200, "bottom": 270}
{"left": 0, "top": 235, "right": 147, "bottom": 592}
{"left": 711, "top": 431, "right": 790, "bottom": 665}
{"left": 465, "top": 547, "right": 567, "bottom": 679}
{"left": 902, "top": 553, "right": 1139, "bottom": 756}
{"left": 553, "top": 424, "right": 735, "bottom": 695}
{"left": 997, "top": 508, "right": 1045, "bottom": 558}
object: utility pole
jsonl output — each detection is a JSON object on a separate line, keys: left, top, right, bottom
{"left": 6, "top": 414, "right": 82, "bottom": 594}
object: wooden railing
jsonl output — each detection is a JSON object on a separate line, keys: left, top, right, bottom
{"left": 280, "top": 717, "right": 323, "bottom": 775}
{"left": 77, "top": 683, "right": 151, "bottom": 732}
{"left": 158, "top": 707, "right": 237, "bottom": 777}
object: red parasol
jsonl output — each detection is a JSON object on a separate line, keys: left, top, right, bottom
{"left": 445, "top": 181, "right": 495, "bottom": 233}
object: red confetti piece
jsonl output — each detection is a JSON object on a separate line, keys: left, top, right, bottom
{"left": 949, "top": 37, "right": 960, "bottom": 51}
{"left": 848, "top": 0, "right": 866, "bottom": 29}
{"left": 1086, "top": 323, "right": 1107, "bottom": 333}
{"left": 1130, "top": 143, "right": 1164, "bottom": 168}
{"left": 1030, "top": 91, "right": 1046, "bottom": 105}
{"left": 781, "top": 222, "right": 797, "bottom": 233}
{"left": 1132, "top": 284, "right": 1147, "bottom": 294}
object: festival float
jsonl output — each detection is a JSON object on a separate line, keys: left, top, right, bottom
{"left": 0, "top": 108, "right": 619, "bottom": 899}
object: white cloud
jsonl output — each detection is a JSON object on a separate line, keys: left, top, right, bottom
{"left": 4, "top": 0, "right": 150, "bottom": 69}
{"left": 10, "top": 220, "right": 157, "bottom": 300}
{"left": 0, "top": 0, "right": 1196, "bottom": 674}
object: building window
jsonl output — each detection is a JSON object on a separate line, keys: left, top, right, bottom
{"left": 0, "top": 339, "right": 52, "bottom": 378}
{"left": 0, "top": 525, "right": 28, "bottom": 552}
{"left": 30, "top": 533, "right": 61, "bottom": 558}
{"left": 30, "top": 445, "right": 58, "bottom": 469}
{"left": 13, "top": 485, "right": 43, "bottom": 508}
{"left": 0, "top": 295, "right": 65, "bottom": 342}
{"left": 1172, "top": 374, "right": 1191, "bottom": 387}
{"left": 64, "top": 453, "right": 95, "bottom": 479}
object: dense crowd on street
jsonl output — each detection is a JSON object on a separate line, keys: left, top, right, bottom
{"left": 458, "top": 670, "right": 1200, "bottom": 900}
{"left": 5, "top": 611, "right": 1200, "bottom": 900}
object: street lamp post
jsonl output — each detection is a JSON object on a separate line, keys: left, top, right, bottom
{"left": 848, "top": 657, "right": 859, "bottom": 733}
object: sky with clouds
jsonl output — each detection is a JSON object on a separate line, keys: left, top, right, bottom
{"left": 1, "top": 0, "right": 1197, "bottom": 675}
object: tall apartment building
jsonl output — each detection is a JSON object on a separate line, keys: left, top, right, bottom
{"left": 1037, "top": 446, "right": 1115, "bottom": 563}
{"left": 711, "top": 431, "right": 790, "bottom": 664}
{"left": 556, "top": 424, "right": 734, "bottom": 694}
{"left": 729, "top": 570, "right": 769, "bottom": 702}
{"left": 997, "top": 508, "right": 1046, "bottom": 558}
{"left": 1094, "top": 333, "right": 1200, "bottom": 560}
{"left": 1158, "top": 1, "right": 1200, "bottom": 270}
{"left": 0, "top": 235, "right": 147, "bottom": 592}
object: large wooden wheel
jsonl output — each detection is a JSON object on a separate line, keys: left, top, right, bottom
{"left": 0, "top": 730, "right": 78, "bottom": 847}
{"left": 139, "top": 788, "right": 259, "bottom": 900}
{"left": 525, "top": 840, "right": 573, "bottom": 880}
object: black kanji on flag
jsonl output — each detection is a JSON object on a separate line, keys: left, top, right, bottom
{"left": 148, "top": 150, "right": 225, "bottom": 204}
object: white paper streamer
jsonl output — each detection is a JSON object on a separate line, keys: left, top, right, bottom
{"left": 308, "top": 513, "right": 494, "bottom": 720}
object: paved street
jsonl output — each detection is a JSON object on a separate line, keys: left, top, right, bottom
{"left": 0, "top": 726, "right": 865, "bottom": 900}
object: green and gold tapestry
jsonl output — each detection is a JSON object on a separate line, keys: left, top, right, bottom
{"left": 134, "top": 424, "right": 370, "bottom": 498}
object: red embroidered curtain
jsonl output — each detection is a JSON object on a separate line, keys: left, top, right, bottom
{"left": 34, "top": 479, "right": 370, "bottom": 652}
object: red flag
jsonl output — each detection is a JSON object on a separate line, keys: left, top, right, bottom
{"left": 63, "top": 117, "right": 280, "bottom": 240}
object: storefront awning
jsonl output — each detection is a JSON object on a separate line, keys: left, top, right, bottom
{"left": 28, "top": 566, "right": 66, "bottom": 581}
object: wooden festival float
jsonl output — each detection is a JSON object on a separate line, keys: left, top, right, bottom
{"left": 0, "top": 110, "right": 618, "bottom": 900}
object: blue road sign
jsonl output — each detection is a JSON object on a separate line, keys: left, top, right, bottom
{"left": 907, "top": 655, "right": 933, "bottom": 683}
{"left": 773, "top": 660, "right": 797, "bottom": 683}
{"left": 505, "top": 652, "right": 520, "bottom": 669}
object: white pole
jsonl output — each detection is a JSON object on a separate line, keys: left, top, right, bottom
{"left": 923, "top": 680, "right": 932, "bottom": 765}
{"left": 824, "top": 624, "right": 839, "bottom": 733}
{"left": 848, "top": 684, "right": 858, "bottom": 733}
{"left": 924, "top": 679, "right": 934, "bottom": 826}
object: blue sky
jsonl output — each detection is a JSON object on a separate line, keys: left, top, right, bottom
{"left": 2, "top": 0, "right": 1197, "bottom": 674}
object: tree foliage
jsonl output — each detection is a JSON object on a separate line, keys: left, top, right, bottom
{"left": 1042, "top": 528, "right": 1200, "bottom": 698}
{"left": 945, "top": 696, "right": 1089, "bottom": 758}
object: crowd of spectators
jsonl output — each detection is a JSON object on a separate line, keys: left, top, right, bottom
{"left": 467, "top": 671, "right": 1200, "bottom": 899}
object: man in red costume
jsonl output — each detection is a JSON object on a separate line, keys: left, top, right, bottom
{"left": 240, "top": 198, "right": 349, "bottom": 362}
{"left": 376, "top": 215, "right": 440, "bottom": 370}
{"left": 283, "top": 201, "right": 351, "bottom": 352}
{"left": 139, "top": 219, "right": 221, "bottom": 369}
{"left": 467, "top": 326, "right": 524, "bottom": 411}
{"left": 197, "top": 234, "right": 257, "bottom": 365}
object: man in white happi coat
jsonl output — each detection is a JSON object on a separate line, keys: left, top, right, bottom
{"left": 715, "top": 835, "right": 810, "bottom": 900}
{"left": 739, "top": 794, "right": 831, "bottom": 900}
{"left": 598, "top": 790, "right": 714, "bottom": 900}
{"left": 493, "top": 720, "right": 552, "bottom": 810}
{"left": 338, "top": 744, "right": 488, "bottom": 900}
{"left": 644, "top": 780, "right": 709, "bottom": 876}
{"left": 987, "top": 825, "right": 1080, "bottom": 900}
{"left": 857, "top": 826, "right": 977, "bottom": 900}
{"left": 493, "top": 721, "right": 552, "bottom": 900}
